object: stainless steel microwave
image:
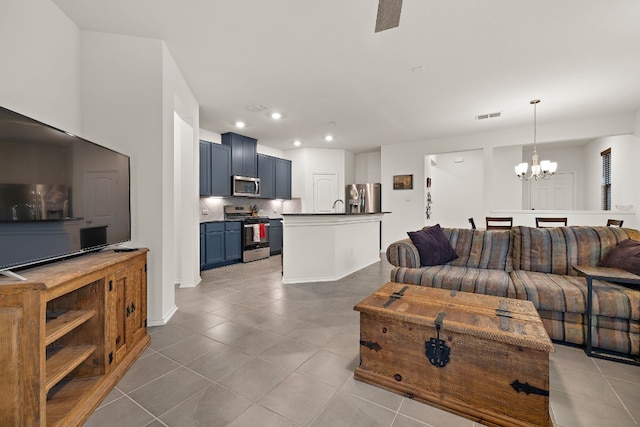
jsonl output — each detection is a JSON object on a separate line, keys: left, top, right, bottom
{"left": 232, "top": 175, "right": 260, "bottom": 197}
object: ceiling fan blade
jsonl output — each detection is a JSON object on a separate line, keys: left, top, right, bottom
{"left": 375, "top": 0, "right": 403, "bottom": 32}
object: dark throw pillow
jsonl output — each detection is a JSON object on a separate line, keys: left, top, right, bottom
{"left": 407, "top": 224, "right": 458, "bottom": 267}
{"left": 597, "top": 239, "right": 640, "bottom": 276}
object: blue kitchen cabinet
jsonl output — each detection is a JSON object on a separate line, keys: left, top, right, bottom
{"left": 275, "top": 158, "right": 291, "bottom": 199}
{"left": 210, "top": 143, "right": 231, "bottom": 196}
{"left": 200, "top": 141, "right": 231, "bottom": 197}
{"left": 199, "top": 141, "right": 212, "bottom": 196}
{"left": 222, "top": 132, "right": 257, "bottom": 178}
{"left": 258, "top": 154, "right": 276, "bottom": 199}
{"left": 225, "top": 221, "right": 242, "bottom": 261}
{"left": 200, "top": 223, "right": 206, "bottom": 267}
{"left": 204, "top": 222, "right": 225, "bottom": 265}
{"left": 270, "top": 219, "right": 283, "bottom": 255}
{"left": 201, "top": 221, "right": 243, "bottom": 270}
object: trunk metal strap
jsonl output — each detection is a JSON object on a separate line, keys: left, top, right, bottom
{"left": 382, "top": 286, "right": 409, "bottom": 307}
{"left": 495, "top": 300, "right": 512, "bottom": 331}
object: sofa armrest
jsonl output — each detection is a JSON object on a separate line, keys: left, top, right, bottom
{"left": 386, "top": 238, "right": 421, "bottom": 268}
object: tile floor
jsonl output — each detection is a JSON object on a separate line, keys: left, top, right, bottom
{"left": 86, "top": 255, "right": 640, "bottom": 427}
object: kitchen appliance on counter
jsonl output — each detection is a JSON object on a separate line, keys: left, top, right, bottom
{"left": 224, "top": 205, "right": 270, "bottom": 262}
{"left": 232, "top": 175, "right": 260, "bottom": 197}
{"left": 346, "top": 183, "right": 381, "bottom": 213}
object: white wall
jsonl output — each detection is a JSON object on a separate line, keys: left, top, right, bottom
{"left": 81, "top": 32, "right": 199, "bottom": 324}
{"left": 344, "top": 150, "right": 355, "bottom": 187}
{"left": 492, "top": 145, "right": 522, "bottom": 210}
{"left": 584, "top": 135, "right": 640, "bottom": 214}
{"left": 80, "top": 31, "right": 169, "bottom": 323}
{"left": 428, "top": 150, "right": 484, "bottom": 229}
{"left": 163, "top": 45, "right": 200, "bottom": 299}
{"left": 381, "top": 113, "right": 638, "bottom": 249}
{"left": 354, "top": 151, "right": 381, "bottom": 184}
{"left": 199, "top": 129, "right": 221, "bottom": 144}
{"left": 286, "top": 148, "right": 347, "bottom": 211}
{"left": 0, "top": 0, "right": 81, "bottom": 133}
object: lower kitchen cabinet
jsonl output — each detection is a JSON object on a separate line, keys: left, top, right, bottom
{"left": 270, "top": 218, "right": 283, "bottom": 255}
{"left": 225, "top": 221, "right": 242, "bottom": 261}
{"left": 204, "top": 222, "right": 225, "bottom": 265}
{"left": 200, "top": 221, "right": 242, "bottom": 270}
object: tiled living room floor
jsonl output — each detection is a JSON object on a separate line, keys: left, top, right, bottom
{"left": 86, "top": 255, "right": 640, "bottom": 427}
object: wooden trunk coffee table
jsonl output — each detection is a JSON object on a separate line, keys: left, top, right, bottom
{"left": 354, "top": 282, "right": 554, "bottom": 427}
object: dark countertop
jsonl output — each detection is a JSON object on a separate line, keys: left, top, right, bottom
{"left": 200, "top": 217, "right": 283, "bottom": 224}
{"left": 282, "top": 212, "right": 390, "bottom": 216}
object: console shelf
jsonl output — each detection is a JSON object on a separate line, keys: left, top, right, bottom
{"left": 46, "top": 310, "right": 96, "bottom": 345}
{"left": 46, "top": 345, "right": 97, "bottom": 392}
{"left": 0, "top": 249, "right": 150, "bottom": 427}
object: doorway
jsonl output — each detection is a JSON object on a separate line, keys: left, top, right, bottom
{"left": 529, "top": 172, "right": 575, "bottom": 210}
{"left": 313, "top": 173, "right": 338, "bottom": 213}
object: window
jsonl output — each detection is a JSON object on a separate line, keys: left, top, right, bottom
{"left": 601, "top": 148, "right": 611, "bottom": 210}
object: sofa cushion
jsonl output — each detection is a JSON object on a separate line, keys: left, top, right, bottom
{"left": 444, "top": 228, "right": 513, "bottom": 271}
{"left": 510, "top": 269, "right": 640, "bottom": 321}
{"left": 511, "top": 226, "right": 639, "bottom": 275}
{"left": 391, "top": 265, "right": 516, "bottom": 298}
{"left": 407, "top": 224, "right": 458, "bottom": 266}
{"left": 597, "top": 239, "right": 640, "bottom": 276}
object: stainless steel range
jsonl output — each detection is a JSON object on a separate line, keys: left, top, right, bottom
{"left": 224, "top": 205, "right": 270, "bottom": 263}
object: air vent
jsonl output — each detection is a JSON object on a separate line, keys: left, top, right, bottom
{"left": 476, "top": 111, "right": 502, "bottom": 120}
{"left": 246, "top": 104, "right": 268, "bottom": 113}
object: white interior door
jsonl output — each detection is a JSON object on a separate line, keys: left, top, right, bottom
{"left": 313, "top": 173, "right": 337, "bottom": 213}
{"left": 530, "top": 172, "right": 575, "bottom": 210}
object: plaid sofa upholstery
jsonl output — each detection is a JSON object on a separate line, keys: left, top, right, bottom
{"left": 387, "top": 226, "right": 640, "bottom": 356}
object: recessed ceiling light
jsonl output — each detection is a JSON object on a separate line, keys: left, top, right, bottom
{"left": 293, "top": 140, "right": 301, "bottom": 146}
{"left": 235, "top": 121, "right": 246, "bottom": 128}
{"left": 325, "top": 135, "right": 334, "bottom": 142}
{"left": 271, "top": 112, "right": 282, "bottom": 120}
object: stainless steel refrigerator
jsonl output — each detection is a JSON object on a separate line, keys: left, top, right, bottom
{"left": 345, "top": 183, "right": 381, "bottom": 213}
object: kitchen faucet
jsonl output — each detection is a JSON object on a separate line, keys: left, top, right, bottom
{"left": 332, "top": 199, "right": 344, "bottom": 211}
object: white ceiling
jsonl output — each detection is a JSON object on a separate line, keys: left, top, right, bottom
{"left": 53, "top": 0, "right": 640, "bottom": 153}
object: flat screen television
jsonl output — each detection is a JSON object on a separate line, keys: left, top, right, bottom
{"left": 0, "top": 106, "right": 131, "bottom": 274}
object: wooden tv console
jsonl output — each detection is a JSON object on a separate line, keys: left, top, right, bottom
{"left": 0, "top": 249, "right": 151, "bottom": 426}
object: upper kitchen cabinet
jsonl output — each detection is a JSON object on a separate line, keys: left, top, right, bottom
{"left": 199, "top": 140, "right": 231, "bottom": 197}
{"left": 275, "top": 157, "right": 292, "bottom": 199}
{"left": 222, "top": 132, "right": 258, "bottom": 178}
{"left": 258, "top": 154, "right": 276, "bottom": 199}
{"left": 210, "top": 143, "right": 231, "bottom": 196}
{"left": 199, "top": 141, "right": 212, "bottom": 196}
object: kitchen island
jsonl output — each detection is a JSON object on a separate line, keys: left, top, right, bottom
{"left": 281, "top": 212, "right": 388, "bottom": 284}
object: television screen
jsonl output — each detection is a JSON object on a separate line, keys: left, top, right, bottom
{"left": 0, "top": 106, "right": 131, "bottom": 271}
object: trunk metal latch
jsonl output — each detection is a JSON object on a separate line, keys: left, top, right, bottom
{"left": 425, "top": 311, "right": 450, "bottom": 368}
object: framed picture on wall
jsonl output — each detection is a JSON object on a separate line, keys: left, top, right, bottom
{"left": 393, "top": 174, "right": 413, "bottom": 190}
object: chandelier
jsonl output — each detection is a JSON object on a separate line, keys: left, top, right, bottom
{"left": 515, "top": 99, "right": 557, "bottom": 181}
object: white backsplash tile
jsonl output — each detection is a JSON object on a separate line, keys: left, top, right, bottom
{"left": 199, "top": 197, "right": 301, "bottom": 222}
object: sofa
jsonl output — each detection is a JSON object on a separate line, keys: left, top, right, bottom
{"left": 386, "top": 225, "right": 640, "bottom": 356}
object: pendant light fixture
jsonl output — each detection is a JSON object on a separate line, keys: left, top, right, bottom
{"left": 515, "top": 99, "right": 557, "bottom": 181}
